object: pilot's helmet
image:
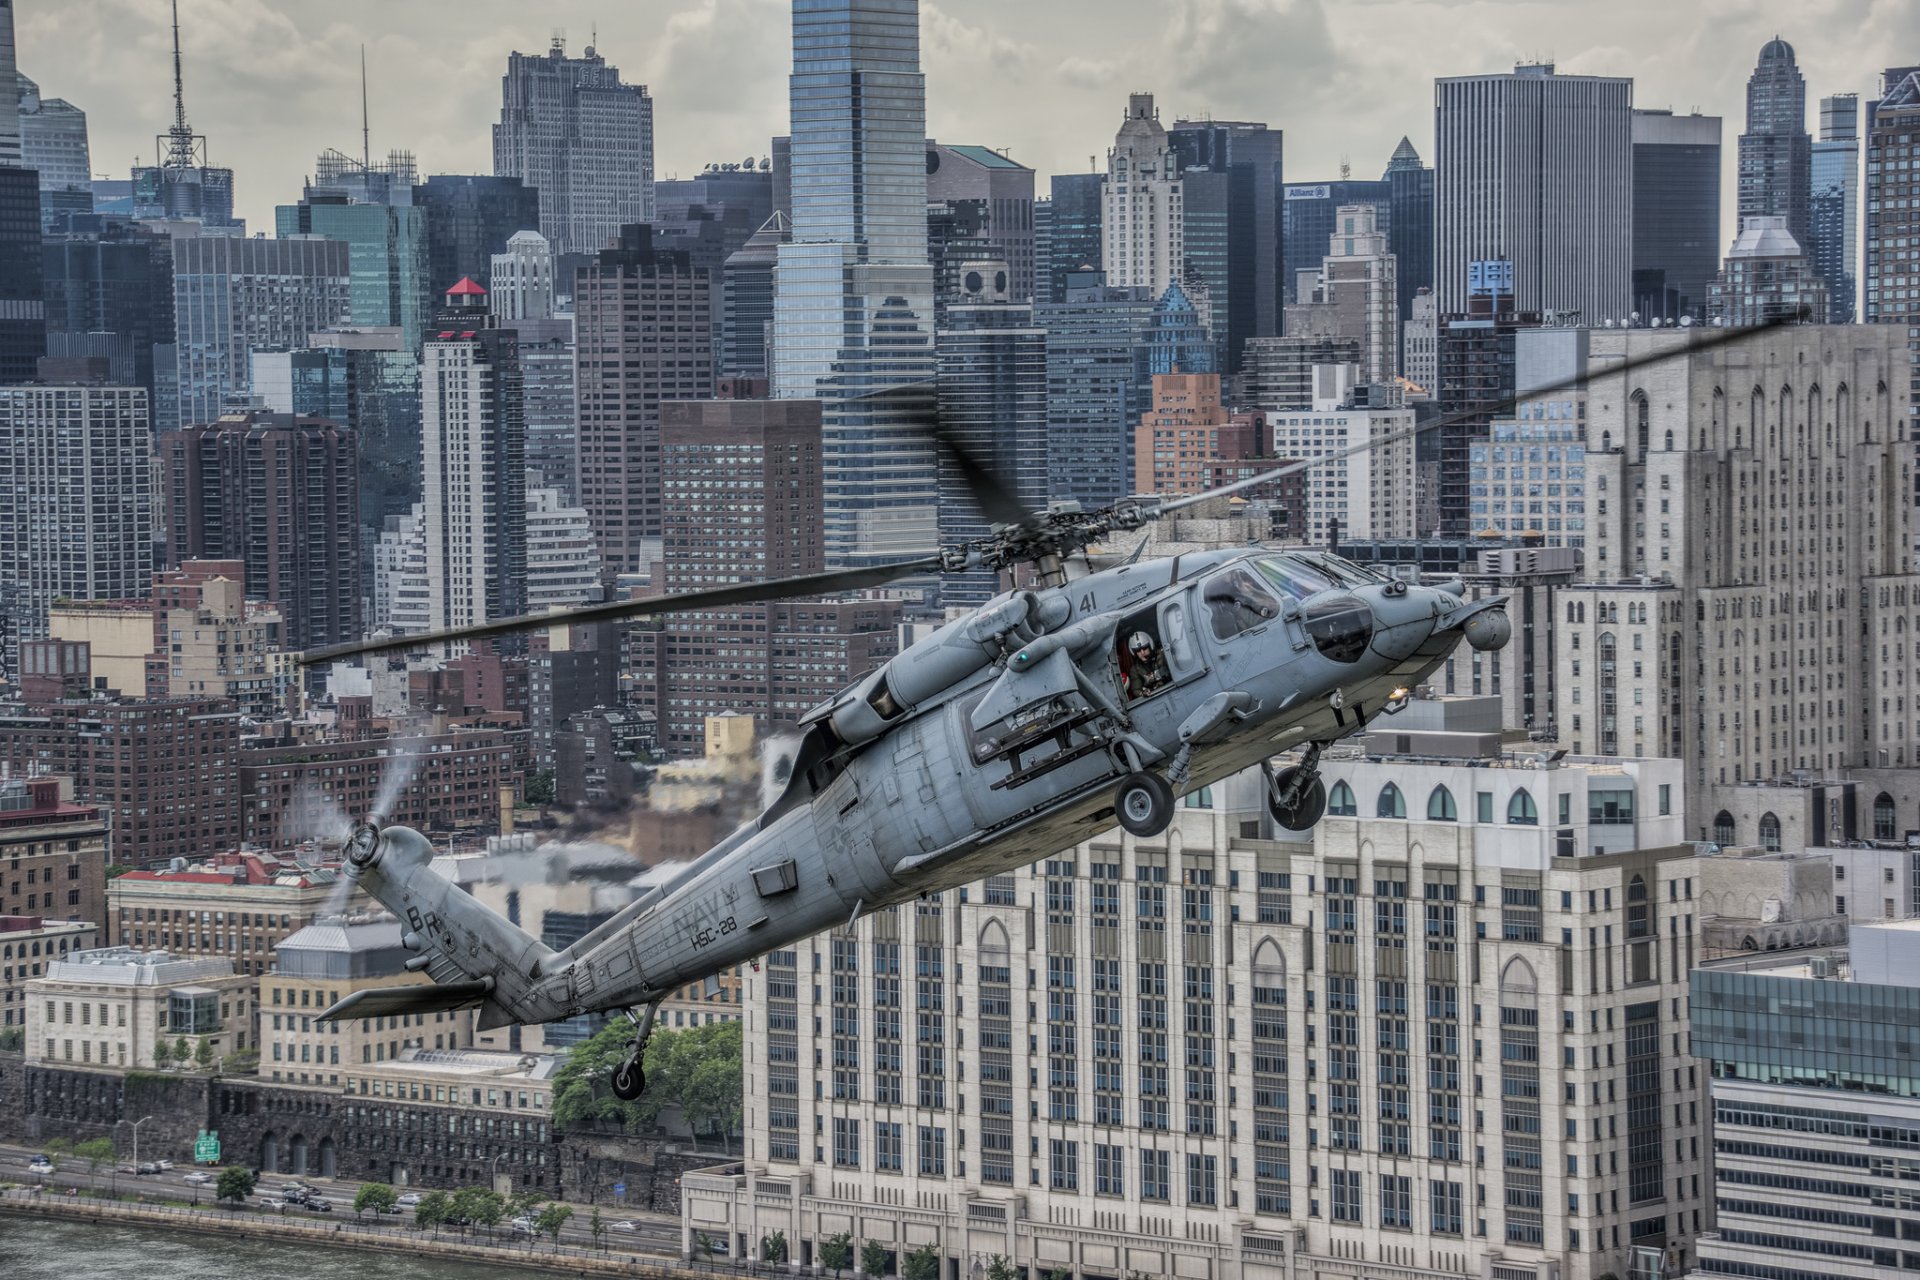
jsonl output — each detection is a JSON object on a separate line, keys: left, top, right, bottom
{"left": 1128, "top": 631, "right": 1157, "bottom": 656}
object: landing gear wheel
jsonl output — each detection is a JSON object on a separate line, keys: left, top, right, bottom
{"left": 1115, "top": 771, "right": 1175, "bottom": 837}
{"left": 1267, "top": 766, "right": 1326, "bottom": 831}
{"left": 611, "top": 1054, "right": 645, "bottom": 1101}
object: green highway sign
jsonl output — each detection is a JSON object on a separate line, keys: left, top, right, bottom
{"left": 194, "top": 1130, "right": 220, "bottom": 1164}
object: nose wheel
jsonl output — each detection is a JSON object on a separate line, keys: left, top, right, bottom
{"left": 610, "top": 1001, "right": 661, "bottom": 1102}
{"left": 1115, "top": 771, "right": 1175, "bottom": 837}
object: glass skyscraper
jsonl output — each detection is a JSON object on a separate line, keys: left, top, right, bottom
{"left": 275, "top": 191, "right": 431, "bottom": 342}
{"left": 1811, "top": 94, "right": 1859, "bottom": 322}
{"left": 773, "top": 0, "right": 937, "bottom": 570}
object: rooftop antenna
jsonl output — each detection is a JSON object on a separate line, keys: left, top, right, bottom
{"left": 360, "top": 44, "right": 370, "bottom": 172}
{"left": 1338, "top": 154, "right": 1351, "bottom": 180}
{"left": 162, "top": 0, "right": 200, "bottom": 168}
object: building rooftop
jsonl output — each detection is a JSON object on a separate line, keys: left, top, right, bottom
{"left": 941, "top": 144, "right": 1029, "bottom": 171}
{"left": 41, "top": 947, "right": 237, "bottom": 985}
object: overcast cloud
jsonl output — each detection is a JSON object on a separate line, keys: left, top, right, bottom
{"left": 17, "top": 0, "right": 1915, "bottom": 243}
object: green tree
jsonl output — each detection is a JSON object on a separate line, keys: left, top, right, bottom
{"left": 985, "top": 1256, "right": 1019, "bottom": 1280}
{"left": 194, "top": 1037, "right": 214, "bottom": 1070}
{"left": 550, "top": 1019, "right": 744, "bottom": 1141}
{"left": 819, "top": 1230, "right": 854, "bottom": 1276}
{"left": 692, "top": 1230, "right": 717, "bottom": 1262}
{"left": 860, "top": 1238, "right": 890, "bottom": 1277}
{"left": 214, "top": 1166, "right": 255, "bottom": 1206}
{"left": 507, "top": 1187, "right": 545, "bottom": 1221}
{"left": 40, "top": 1138, "right": 70, "bottom": 1180}
{"left": 451, "top": 1185, "right": 504, "bottom": 1231}
{"left": 105, "top": 864, "right": 135, "bottom": 880}
{"left": 534, "top": 1202, "right": 573, "bottom": 1240}
{"left": 74, "top": 1137, "right": 114, "bottom": 1190}
{"left": 761, "top": 1228, "right": 788, "bottom": 1263}
{"left": 590, "top": 1206, "right": 606, "bottom": 1250}
{"left": 353, "top": 1182, "right": 398, "bottom": 1218}
{"left": 901, "top": 1242, "right": 940, "bottom": 1280}
{"left": 415, "top": 1190, "right": 452, "bottom": 1232}
{"left": 152, "top": 1039, "right": 173, "bottom": 1070}
{"left": 0, "top": 1025, "right": 23, "bottom": 1051}
{"left": 523, "top": 769, "right": 556, "bottom": 805}
{"left": 172, "top": 1035, "right": 190, "bottom": 1065}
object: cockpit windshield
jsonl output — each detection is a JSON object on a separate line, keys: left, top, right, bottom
{"left": 1255, "top": 552, "right": 1386, "bottom": 601}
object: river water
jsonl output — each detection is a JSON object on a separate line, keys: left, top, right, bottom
{"left": 0, "top": 1215, "right": 561, "bottom": 1279}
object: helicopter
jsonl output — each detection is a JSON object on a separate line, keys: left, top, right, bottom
{"left": 306, "top": 317, "right": 1783, "bottom": 1098}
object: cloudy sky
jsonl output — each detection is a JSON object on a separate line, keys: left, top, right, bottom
{"left": 17, "top": 0, "right": 1911, "bottom": 239}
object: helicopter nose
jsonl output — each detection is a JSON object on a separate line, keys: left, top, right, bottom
{"left": 1365, "top": 582, "right": 1451, "bottom": 662}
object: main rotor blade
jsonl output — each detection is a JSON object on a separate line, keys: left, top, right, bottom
{"left": 298, "top": 555, "right": 946, "bottom": 666}
{"left": 852, "top": 379, "right": 1040, "bottom": 530}
{"left": 1151, "top": 314, "right": 1798, "bottom": 518}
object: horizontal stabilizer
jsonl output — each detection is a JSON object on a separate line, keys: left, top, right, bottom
{"left": 317, "top": 980, "right": 493, "bottom": 1023}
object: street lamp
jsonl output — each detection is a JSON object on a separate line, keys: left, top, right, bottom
{"left": 129, "top": 1115, "right": 154, "bottom": 1171}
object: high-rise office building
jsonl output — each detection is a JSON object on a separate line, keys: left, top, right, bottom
{"left": 300, "top": 328, "right": 422, "bottom": 544}
{"left": 722, "top": 212, "right": 788, "bottom": 380}
{"left": 1435, "top": 64, "right": 1633, "bottom": 320}
{"left": 1240, "top": 333, "right": 1362, "bottom": 413}
{"left": 926, "top": 143, "right": 1036, "bottom": 303}
{"left": 130, "top": 3, "right": 237, "bottom": 230}
{"left": 1266, "top": 383, "right": 1417, "bottom": 542}
{"left": 1102, "top": 93, "right": 1183, "bottom": 298}
{"left": 159, "top": 411, "right": 361, "bottom": 653}
{"left": 41, "top": 219, "right": 173, "bottom": 412}
{"left": 1630, "top": 109, "right": 1722, "bottom": 323}
{"left": 0, "top": 165, "right": 44, "bottom": 383}
{"left": 772, "top": 0, "right": 938, "bottom": 571}
{"left": 413, "top": 174, "right": 542, "bottom": 297}
{"left": 655, "top": 165, "right": 774, "bottom": 236}
{"left": 1039, "top": 270, "right": 1155, "bottom": 510}
{"left": 493, "top": 38, "right": 653, "bottom": 255}
{"left": 0, "top": 0, "right": 18, "bottom": 167}
{"left": 1133, "top": 371, "right": 1232, "bottom": 497}
{"left": 312, "top": 147, "right": 417, "bottom": 208}
{"left": 1139, "top": 279, "right": 1215, "bottom": 379}
{"left": 1178, "top": 165, "right": 1231, "bottom": 368}
{"left": 691, "top": 728, "right": 1707, "bottom": 1280}
{"left": 1383, "top": 137, "right": 1434, "bottom": 337}
{"left": 1284, "top": 178, "right": 1390, "bottom": 311}
{"left": 489, "top": 230, "right": 554, "bottom": 321}
{"left": 524, "top": 486, "right": 601, "bottom": 614}
{"left": 1434, "top": 293, "right": 1541, "bottom": 537}
{"left": 171, "top": 236, "right": 351, "bottom": 425}
{"left": 275, "top": 188, "right": 431, "bottom": 340}
{"left": 1169, "top": 119, "right": 1284, "bottom": 372}
{"left": 17, "top": 75, "right": 92, "bottom": 227}
{"left": 421, "top": 281, "right": 525, "bottom": 638}
{"left": 572, "top": 224, "right": 713, "bottom": 579}
{"left": 653, "top": 172, "right": 778, "bottom": 368}
{"left": 1554, "top": 325, "right": 1919, "bottom": 836}
{"left": 1046, "top": 172, "right": 1106, "bottom": 303}
{"left": 1320, "top": 205, "right": 1399, "bottom": 386}
{"left": 1706, "top": 216, "right": 1828, "bottom": 325}
{"left": 505, "top": 314, "right": 576, "bottom": 500}
{"left": 935, "top": 296, "right": 1046, "bottom": 607}
{"left": 1737, "top": 39, "right": 1812, "bottom": 251}
{"left": 1811, "top": 94, "right": 1860, "bottom": 322}
{"left": 1865, "top": 66, "right": 1920, "bottom": 450}
{"left": 0, "top": 373, "right": 152, "bottom": 680}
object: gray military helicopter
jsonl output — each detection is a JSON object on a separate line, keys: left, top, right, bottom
{"left": 305, "top": 319, "right": 1779, "bottom": 1097}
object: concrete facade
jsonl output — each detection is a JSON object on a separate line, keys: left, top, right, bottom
{"left": 25, "top": 947, "right": 253, "bottom": 1071}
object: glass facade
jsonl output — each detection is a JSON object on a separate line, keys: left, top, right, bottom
{"left": 1468, "top": 415, "right": 1587, "bottom": 546}
{"left": 1037, "top": 273, "right": 1154, "bottom": 510}
{"left": 1046, "top": 173, "right": 1106, "bottom": 304}
{"left": 773, "top": 0, "right": 937, "bottom": 569}
{"left": 1283, "top": 179, "right": 1389, "bottom": 305}
{"left": 275, "top": 197, "right": 431, "bottom": 340}
{"left": 1693, "top": 968, "right": 1920, "bottom": 1097}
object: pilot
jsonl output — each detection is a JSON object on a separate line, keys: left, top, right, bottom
{"left": 1122, "top": 630, "right": 1170, "bottom": 698}
{"left": 1206, "top": 567, "right": 1278, "bottom": 636}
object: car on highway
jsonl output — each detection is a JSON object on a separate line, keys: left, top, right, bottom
{"left": 306, "top": 1198, "right": 333, "bottom": 1213}
{"left": 26, "top": 1158, "right": 52, "bottom": 1175}
{"left": 155, "top": 1160, "right": 173, "bottom": 1171}
{"left": 136, "top": 1162, "right": 162, "bottom": 1175}
{"left": 396, "top": 1192, "right": 421, "bottom": 1207}
{"left": 182, "top": 1171, "right": 213, "bottom": 1186}
{"left": 509, "top": 1216, "right": 535, "bottom": 1234}
{"left": 609, "top": 1220, "right": 637, "bottom": 1233}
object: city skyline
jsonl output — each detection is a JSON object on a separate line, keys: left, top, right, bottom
{"left": 14, "top": 0, "right": 1895, "bottom": 249}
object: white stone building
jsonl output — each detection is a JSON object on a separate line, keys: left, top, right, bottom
{"left": 1, "top": 916, "right": 99, "bottom": 1031}
{"left": 490, "top": 230, "right": 555, "bottom": 321}
{"left": 25, "top": 947, "right": 253, "bottom": 1070}
{"left": 1102, "top": 93, "right": 1184, "bottom": 299}
{"left": 1321, "top": 205, "right": 1399, "bottom": 387}
{"left": 686, "top": 705, "right": 1707, "bottom": 1280}
{"left": 1266, "top": 390, "right": 1417, "bottom": 543}
{"left": 525, "top": 485, "right": 602, "bottom": 613}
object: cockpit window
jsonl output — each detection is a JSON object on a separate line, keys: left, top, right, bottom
{"left": 1303, "top": 594, "right": 1374, "bottom": 663}
{"left": 1291, "top": 552, "right": 1387, "bottom": 587}
{"left": 1255, "top": 555, "right": 1335, "bottom": 602}
{"left": 1204, "top": 567, "right": 1281, "bottom": 641}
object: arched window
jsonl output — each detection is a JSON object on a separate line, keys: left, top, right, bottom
{"left": 1759, "top": 812, "right": 1781, "bottom": 853}
{"left": 1633, "top": 391, "right": 1650, "bottom": 459}
{"left": 1712, "top": 811, "right": 1735, "bottom": 846}
{"left": 1184, "top": 786, "right": 1215, "bottom": 810}
{"left": 1427, "top": 785, "right": 1458, "bottom": 821}
{"left": 1251, "top": 940, "right": 1286, "bottom": 1008}
{"left": 1507, "top": 789, "right": 1538, "bottom": 825}
{"left": 1376, "top": 783, "right": 1406, "bottom": 819}
{"left": 1875, "top": 793, "right": 1898, "bottom": 843}
{"left": 1499, "top": 957, "right": 1537, "bottom": 1003}
{"left": 1327, "top": 781, "right": 1357, "bottom": 816}
{"left": 1664, "top": 429, "right": 1674, "bottom": 452}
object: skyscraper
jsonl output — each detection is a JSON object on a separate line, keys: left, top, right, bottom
{"left": 1169, "top": 119, "right": 1285, "bottom": 372}
{"left": 0, "top": 166, "right": 44, "bottom": 383}
{"left": 421, "top": 281, "right": 525, "bottom": 637}
{"left": 1865, "top": 66, "right": 1920, "bottom": 450}
{"left": 170, "top": 236, "right": 351, "bottom": 425}
{"left": 1435, "top": 64, "right": 1633, "bottom": 320}
{"left": 1630, "top": 109, "right": 1722, "bottom": 322}
{"left": 572, "top": 224, "right": 713, "bottom": 579}
{"left": 0, "top": 371, "right": 152, "bottom": 681}
{"left": 492, "top": 38, "right": 654, "bottom": 255}
{"left": 130, "top": 2, "right": 237, "bottom": 229}
{"left": 489, "top": 230, "right": 555, "bottom": 321}
{"left": 1045, "top": 172, "right": 1106, "bottom": 303}
{"left": 1707, "top": 216, "right": 1827, "bottom": 325}
{"left": 159, "top": 411, "right": 361, "bottom": 653}
{"left": 303, "top": 328, "right": 422, "bottom": 545}
{"left": 41, "top": 220, "right": 174, "bottom": 410}
{"left": 1737, "top": 39, "right": 1812, "bottom": 251}
{"left": 772, "top": 0, "right": 938, "bottom": 571}
{"left": 1038, "top": 270, "right": 1154, "bottom": 510}
{"left": 1102, "top": 94, "right": 1183, "bottom": 297}
{"left": 1810, "top": 94, "right": 1859, "bottom": 322}
{"left": 1319, "top": 204, "right": 1398, "bottom": 386}
{"left": 506, "top": 314, "right": 577, "bottom": 500}
{"left": 1383, "top": 137, "right": 1434, "bottom": 330}
{"left": 1282, "top": 178, "right": 1389, "bottom": 305}
{"left": 413, "top": 174, "right": 542, "bottom": 298}
{"left": 926, "top": 143, "right": 1036, "bottom": 303}
{"left": 722, "top": 212, "right": 788, "bottom": 380}
{"left": 17, "top": 75, "right": 93, "bottom": 227}
{"left": 275, "top": 188, "right": 431, "bottom": 339}
{"left": 0, "top": 0, "right": 19, "bottom": 167}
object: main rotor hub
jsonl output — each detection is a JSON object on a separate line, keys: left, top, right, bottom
{"left": 345, "top": 821, "right": 381, "bottom": 870}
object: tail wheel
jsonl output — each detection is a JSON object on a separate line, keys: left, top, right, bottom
{"left": 1268, "top": 766, "right": 1326, "bottom": 831}
{"left": 611, "top": 1057, "right": 645, "bottom": 1101}
{"left": 1115, "top": 771, "right": 1175, "bottom": 837}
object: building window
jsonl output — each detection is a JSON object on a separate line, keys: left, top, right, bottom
{"left": 1712, "top": 811, "right": 1736, "bottom": 846}
{"left": 1330, "top": 1167, "right": 1362, "bottom": 1223}
{"left": 1759, "top": 812, "right": 1782, "bottom": 853}
{"left": 1376, "top": 783, "right": 1406, "bottom": 819}
{"left": 1427, "top": 786, "right": 1457, "bottom": 821}
{"left": 1507, "top": 789, "right": 1538, "bottom": 825}
{"left": 1875, "top": 793, "right": 1898, "bottom": 842}
{"left": 1327, "top": 781, "right": 1357, "bottom": 816}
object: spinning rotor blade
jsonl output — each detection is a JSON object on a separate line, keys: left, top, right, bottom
{"left": 1150, "top": 313, "right": 1800, "bottom": 519}
{"left": 858, "top": 380, "right": 1042, "bottom": 530}
{"left": 299, "top": 555, "right": 946, "bottom": 666}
